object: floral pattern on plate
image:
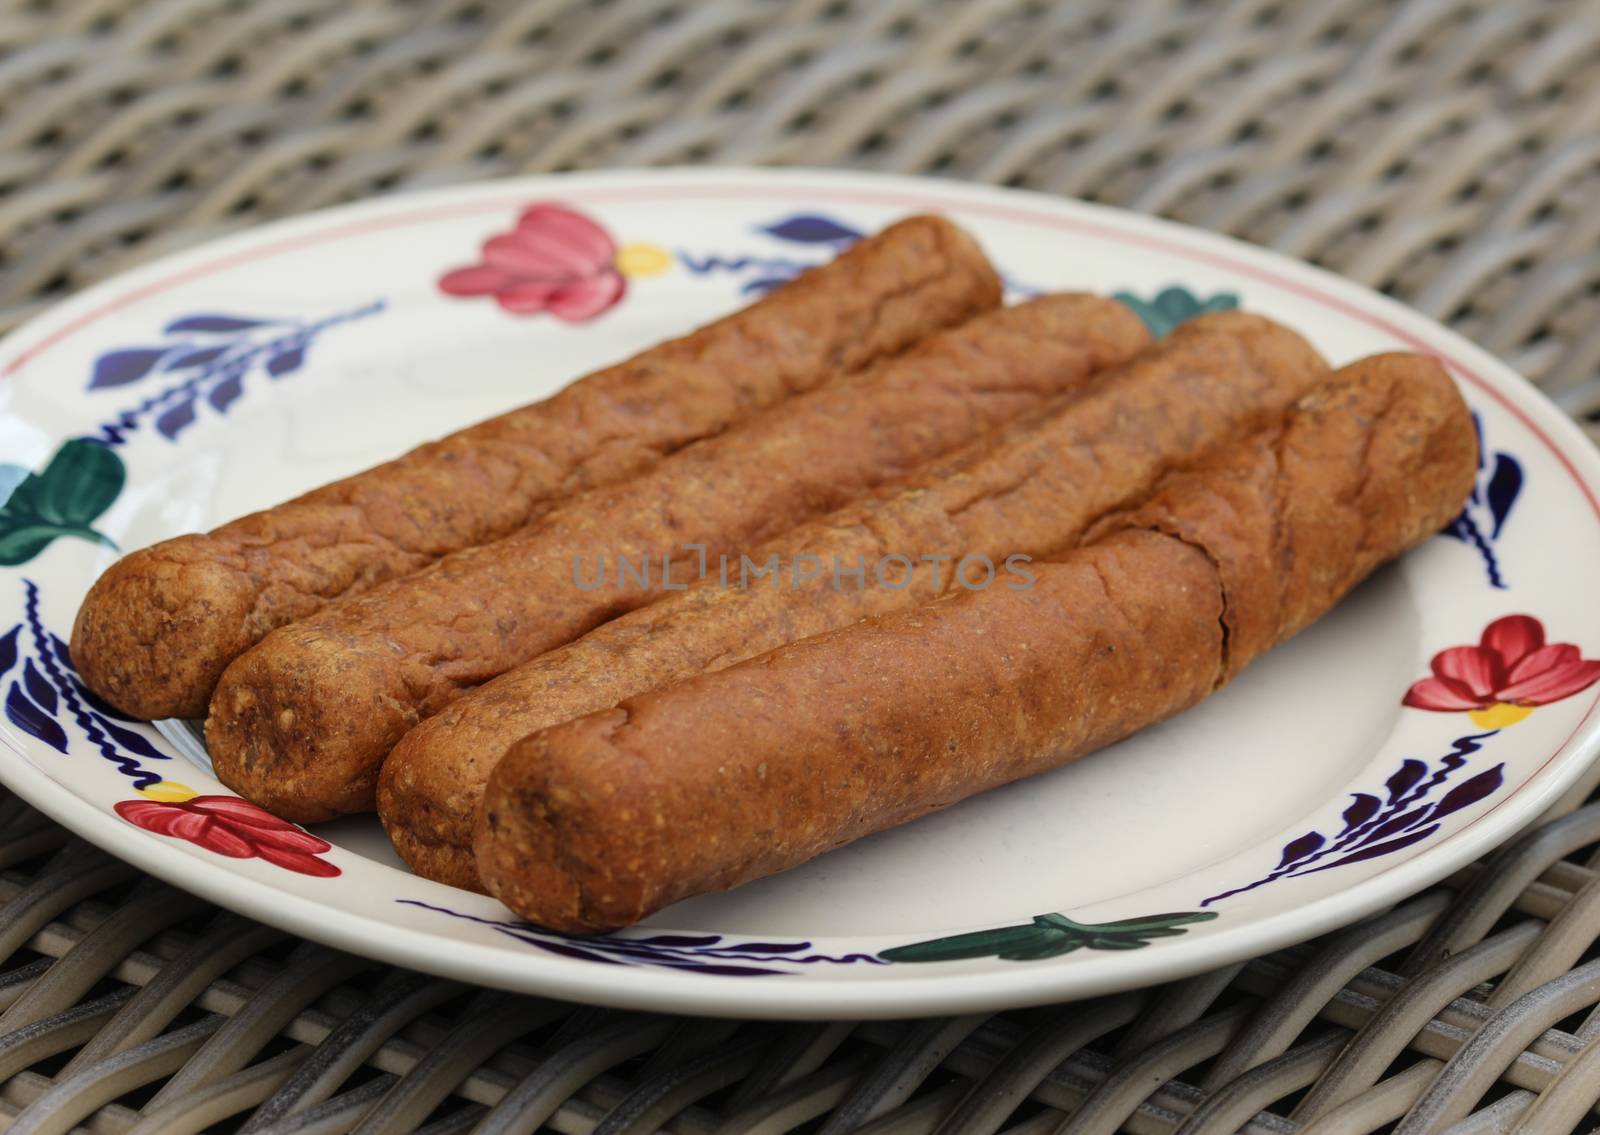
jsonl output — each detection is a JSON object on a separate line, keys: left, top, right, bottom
{"left": 1203, "top": 734, "right": 1504, "bottom": 906}
{"left": 115, "top": 791, "right": 339, "bottom": 877}
{"left": 1443, "top": 415, "right": 1523, "bottom": 589}
{"left": 438, "top": 203, "right": 637, "bottom": 320}
{"left": 1204, "top": 614, "right": 1600, "bottom": 908}
{"left": 1404, "top": 614, "right": 1600, "bottom": 728}
{"left": 0, "top": 441, "right": 123, "bottom": 565}
{"left": 88, "top": 303, "right": 384, "bottom": 444}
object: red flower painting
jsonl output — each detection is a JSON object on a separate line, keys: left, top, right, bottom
{"left": 438, "top": 203, "right": 626, "bottom": 321}
{"left": 1404, "top": 615, "right": 1600, "bottom": 728}
{"left": 114, "top": 794, "right": 339, "bottom": 877}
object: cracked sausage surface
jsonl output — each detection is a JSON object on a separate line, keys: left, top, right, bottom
{"left": 381, "top": 310, "right": 1329, "bottom": 888}
{"left": 71, "top": 215, "right": 1001, "bottom": 721}
{"left": 475, "top": 353, "right": 1476, "bottom": 933}
{"left": 207, "top": 294, "right": 1152, "bottom": 821}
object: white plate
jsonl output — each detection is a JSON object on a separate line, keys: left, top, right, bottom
{"left": 2, "top": 168, "right": 1598, "bottom": 1019}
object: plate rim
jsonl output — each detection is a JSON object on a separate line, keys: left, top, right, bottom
{"left": 2, "top": 165, "right": 1598, "bottom": 1019}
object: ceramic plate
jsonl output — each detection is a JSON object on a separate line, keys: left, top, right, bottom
{"left": 2, "top": 169, "right": 1598, "bottom": 1019}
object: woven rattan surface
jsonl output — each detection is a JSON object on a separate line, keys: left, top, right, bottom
{"left": 4, "top": 0, "right": 1600, "bottom": 1131}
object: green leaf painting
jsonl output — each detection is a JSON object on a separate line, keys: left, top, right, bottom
{"left": 880, "top": 910, "right": 1218, "bottom": 963}
{"left": 0, "top": 440, "right": 125, "bottom": 566}
{"left": 1115, "top": 286, "right": 1239, "bottom": 338}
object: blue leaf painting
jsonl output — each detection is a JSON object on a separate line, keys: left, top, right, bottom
{"left": 0, "top": 625, "right": 18, "bottom": 676}
{"left": 529, "top": 940, "right": 628, "bottom": 966}
{"left": 208, "top": 374, "right": 245, "bottom": 413}
{"left": 22, "top": 658, "right": 55, "bottom": 713}
{"left": 660, "top": 962, "right": 792, "bottom": 977}
{"left": 6, "top": 680, "right": 68, "bottom": 752}
{"left": 741, "top": 276, "right": 794, "bottom": 295}
{"left": 761, "top": 215, "right": 863, "bottom": 244}
{"left": 1342, "top": 793, "right": 1380, "bottom": 830}
{"left": 90, "top": 348, "right": 168, "bottom": 389}
{"left": 1386, "top": 758, "right": 1426, "bottom": 803}
{"left": 265, "top": 346, "right": 305, "bottom": 377}
{"left": 628, "top": 934, "right": 726, "bottom": 948}
{"left": 165, "top": 345, "right": 229, "bottom": 370}
{"left": 697, "top": 940, "right": 809, "bottom": 954}
{"left": 155, "top": 398, "right": 198, "bottom": 441}
{"left": 1442, "top": 416, "right": 1521, "bottom": 588}
{"left": 1276, "top": 830, "right": 1324, "bottom": 868}
{"left": 164, "top": 315, "right": 270, "bottom": 334}
{"left": 96, "top": 717, "right": 171, "bottom": 761}
{"left": 1429, "top": 765, "right": 1504, "bottom": 820}
{"left": 1485, "top": 454, "right": 1522, "bottom": 539}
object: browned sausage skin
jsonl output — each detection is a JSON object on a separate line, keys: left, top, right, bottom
{"left": 208, "top": 294, "right": 1152, "bottom": 821}
{"left": 71, "top": 215, "right": 1002, "bottom": 721}
{"left": 381, "top": 310, "right": 1329, "bottom": 889}
{"left": 475, "top": 354, "right": 1476, "bottom": 932}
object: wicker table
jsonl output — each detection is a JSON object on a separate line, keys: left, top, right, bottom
{"left": 4, "top": 1, "right": 1600, "bottom": 1131}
